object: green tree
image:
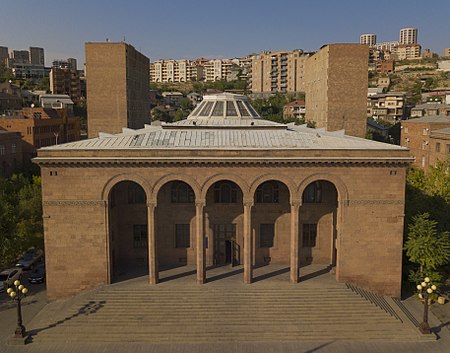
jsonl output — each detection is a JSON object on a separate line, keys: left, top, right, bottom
{"left": 0, "top": 175, "right": 43, "bottom": 269}
{"left": 404, "top": 213, "right": 450, "bottom": 282}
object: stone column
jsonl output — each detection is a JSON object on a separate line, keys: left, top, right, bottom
{"left": 147, "top": 202, "right": 158, "bottom": 285}
{"left": 290, "top": 201, "right": 300, "bottom": 283}
{"left": 196, "top": 200, "right": 206, "bottom": 284}
{"left": 243, "top": 200, "right": 253, "bottom": 284}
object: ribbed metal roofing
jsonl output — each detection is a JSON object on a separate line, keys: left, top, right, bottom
{"left": 43, "top": 124, "right": 406, "bottom": 151}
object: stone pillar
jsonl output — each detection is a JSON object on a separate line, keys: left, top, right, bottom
{"left": 290, "top": 201, "right": 300, "bottom": 283}
{"left": 147, "top": 202, "right": 158, "bottom": 285}
{"left": 243, "top": 200, "right": 253, "bottom": 284}
{"left": 196, "top": 200, "right": 206, "bottom": 284}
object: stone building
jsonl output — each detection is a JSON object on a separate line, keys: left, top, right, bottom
{"left": 35, "top": 93, "right": 411, "bottom": 300}
{"left": 367, "top": 92, "right": 406, "bottom": 123}
{"left": 249, "top": 49, "right": 311, "bottom": 97}
{"left": 401, "top": 116, "right": 450, "bottom": 170}
{"left": 305, "top": 44, "right": 369, "bottom": 138}
{"left": 85, "top": 42, "right": 150, "bottom": 138}
{"left": 0, "top": 107, "right": 80, "bottom": 159}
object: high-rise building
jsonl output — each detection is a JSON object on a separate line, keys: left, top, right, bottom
{"left": 11, "top": 50, "right": 30, "bottom": 64}
{"left": 0, "top": 46, "right": 8, "bottom": 65}
{"left": 399, "top": 28, "right": 418, "bottom": 45}
{"left": 29, "top": 47, "right": 45, "bottom": 66}
{"left": 85, "top": 42, "right": 150, "bottom": 138}
{"left": 304, "top": 44, "right": 369, "bottom": 138}
{"left": 360, "top": 34, "right": 377, "bottom": 47}
{"left": 249, "top": 49, "right": 311, "bottom": 97}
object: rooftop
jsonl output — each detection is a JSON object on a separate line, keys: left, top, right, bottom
{"left": 40, "top": 94, "right": 405, "bottom": 152}
{"left": 402, "top": 116, "right": 450, "bottom": 124}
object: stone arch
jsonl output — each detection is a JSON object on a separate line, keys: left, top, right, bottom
{"left": 101, "top": 173, "right": 152, "bottom": 202}
{"left": 297, "top": 173, "right": 348, "bottom": 204}
{"left": 200, "top": 173, "right": 250, "bottom": 200}
{"left": 249, "top": 173, "right": 297, "bottom": 202}
{"left": 152, "top": 174, "right": 201, "bottom": 203}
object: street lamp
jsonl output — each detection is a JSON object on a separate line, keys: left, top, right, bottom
{"left": 6, "top": 279, "right": 29, "bottom": 344}
{"left": 416, "top": 277, "right": 437, "bottom": 334}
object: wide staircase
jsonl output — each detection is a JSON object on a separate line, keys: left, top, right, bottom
{"left": 28, "top": 275, "right": 421, "bottom": 343}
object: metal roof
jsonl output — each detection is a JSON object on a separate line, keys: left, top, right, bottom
{"left": 41, "top": 123, "right": 406, "bottom": 151}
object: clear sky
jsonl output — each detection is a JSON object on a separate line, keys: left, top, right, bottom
{"left": 1, "top": 0, "right": 449, "bottom": 66}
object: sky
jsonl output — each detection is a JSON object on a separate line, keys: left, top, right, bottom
{"left": 1, "top": 0, "right": 449, "bottom": 67}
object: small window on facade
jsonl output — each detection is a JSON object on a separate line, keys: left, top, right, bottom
{"left": 260, "top": 224, "right": 275, "bottom": 248}
{"left": 0, "top": 145, "right": 5, "bottom": 155}
{"left": 211, "top": 101, "right": 224, "bottom": 116}
{"left": 214, "top": 181, "right": 238, "bottom": 203}
{"left": 302, "top": 224, "right": 317, "bottom": 247}
{"left": 256, "top": 181, "right": 279, "bottom": 203}
{"left": 436, "top": 142, "right": 441, "bottom": 152}
{"left": 11, "top": 143, "right": 16, "bottom": 153}
{"left": 171, "top": 182, "right": 194, "bottom": 203}
{"left": 128, "top": 184, "right": 146, "bottom": 204}
{"left": 303, "top": 181, "right": 322, "bottom": 203}
{"left": 133, "top": 224, "right": 148, "bottom": 248}
{"left": 226, "top": 101, "right": 238, "bottom": 116}
{"left": 175, "top": 224, "right": 190, "bottom": 248}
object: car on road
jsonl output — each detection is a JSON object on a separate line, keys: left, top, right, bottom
{"left": 15, "top": 248, "right": 44, "bottom": 270}
{"left": 28, "top": 264, "right": 46, "bottom": 284}
{"left": 0, "top": 268, "right": 23, "bottom": 292}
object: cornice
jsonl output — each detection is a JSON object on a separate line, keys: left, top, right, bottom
{"left": 34, "top": 156, "right": 413, "bottom": 168}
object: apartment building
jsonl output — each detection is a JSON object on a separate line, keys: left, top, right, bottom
{"left": 11, "top": 50, "right": 30, "bottom": 64}
{"left": 399, "top": 28, "right": 418, "bottom": 45}
{"left": 367, "top": 92, "right": 406, "bottom": 123}
{"left": 401, "top": 116, "right": 450, "bottom": 170}
{"left": 360, "top": 34, "right": 376, "bottom": 46}
{"left": 50, "top": 67, "right": 82, "bottom": 103}
{"left": 411, "top": 103, "right": 450, "bottom": 118}
{"left": 29, "top": 47, "right": 45, "bottom": 65}
{"left": 203, "top": 59, "right": 239, "bottom": 82}
{"left": 304, "top": 44, "right": 369, "bottom": 138}
{"left": 249, "top": 49, "right": 311, "bottom": 97}
{"left": 0, "top": 107, "right": 81, "bottom": 158}
{"left": 375, "top": 59, "right": 395, "bottom": 73}
{"left": 393, "top": 44, "right": 421, "bottom": 60}
{"left": 85, "top": 42, "right": 150, "bottom": 138}
{"left": 283, "top": 100, "right": 305, "bottom": 120}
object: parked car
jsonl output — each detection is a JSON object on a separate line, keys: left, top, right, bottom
{"left": 28, "top": 264, "right": 46, "bottom": 284}
{"left": 15, "top": 248, "right": 44, "bottom": 270}
{"left": 0, "top": 268, "right": 23, "bottom": 292}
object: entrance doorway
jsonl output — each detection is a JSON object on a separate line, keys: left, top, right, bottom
{"left": 213, "top": 224, "right": 239, "bottom": 266}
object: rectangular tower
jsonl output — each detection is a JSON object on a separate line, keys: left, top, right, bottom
{"left": 305, "top": 44, "right": 369, "bottom": 138}
{"left": 85, "top": 42, "right": 150, "bottom": 138}
{"left": 29, "top": 47, "right": 45, "bottom": 66}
